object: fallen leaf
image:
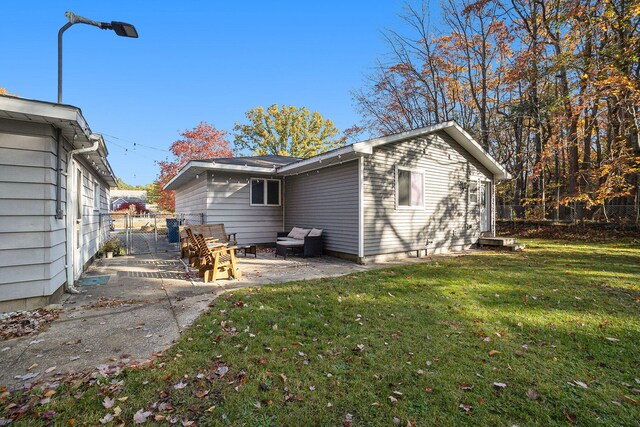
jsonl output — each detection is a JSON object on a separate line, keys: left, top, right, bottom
{"left": 45, "top": 366, "right": 57, "bottom": 373}
{"left": 343, "top": 413, "right": 353, "bottom": 427}
{"left": 488, "top": 350, "right": 500, "bottom": 356}
{"left": 493, "top": 382, "right": 507, "bottom": 389}
{"left": 564, "top": 410, "right": 577, "bottom": 424}
{"left": 117, "top": 396, "right": 129, "bottom": 402}
{"left": 389, "top": 396, "right": 398, "bottom": 403}
{"left": 113, "top": 407, "right": 122, "bottom": 417}
{"left": 622, "top": 395, "right": 640, "bottom": 405}
{"left": 133, "top": 409, "right": 151, "bottom": 424}
{"left": 605, "top": 337, "right": 620, "bottom": 342}
{"left": 28, "top": 363, "right": 38, "bottom": 371}
{"left": 99, "top": 413, "right": 114, "bottom": 424}
{"left": 460, "top": 384, "right": 474, "bottom": 391}
{"left": 459, "top": 403, "right": 472, "bottom": 413}
{"left": 573, "top": 381, "right": 588, "bottom": 389}
{"left": 174, "top": 381, "right": 187, "bottom": 390}
{"left": 64, "top": 339, "right": 81, "bottom": 345}
{"left": 354, "top": 344, "right": 365, "bottom": 352}
{"left": 526, "top": 388, "right": 539, "bottom": 400}
{"left": 216, "top": 366, "right": 229, "bottom": 377}
{"left": 103, "top": 397, "right": 115, "bottom": 409}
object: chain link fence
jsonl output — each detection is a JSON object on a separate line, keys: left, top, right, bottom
{"left": 101, "top": 212, "right": 205, "bottom": 255}
{"left": 497, "top": 204, "right": 640, "bottom": 224}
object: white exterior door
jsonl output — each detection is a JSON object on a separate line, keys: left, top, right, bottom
{"left": 479, "top": 181, "right": 491, "bottom": 232}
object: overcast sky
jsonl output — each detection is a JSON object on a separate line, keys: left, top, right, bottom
{"left": 1, "top": 1, "right": 442, "bottom": 185}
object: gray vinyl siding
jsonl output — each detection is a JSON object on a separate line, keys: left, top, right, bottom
{"left": 284, "top": 161, "right": 359, "bottom": 255}
{"left": 175, "top": 174, "right": 208, "bottom": 215}
{"left": 0, "top": 118, "right": 110, "bottom": 303}
{"left": 206, "top": 172, "right": 283, "bottom": 244}
{"left": 363, "top": 130, "right": 493, "bottom": 256}
{"left": 0, "top": 119, "right": 67, "bottom": 300}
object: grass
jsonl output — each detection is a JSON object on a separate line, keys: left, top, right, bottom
{"left": 4, "top": 239, "right": 640, "bottom": 426}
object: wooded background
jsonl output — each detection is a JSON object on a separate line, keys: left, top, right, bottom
{"left": 352, "top": 0, "right": 640, "bottom": 221}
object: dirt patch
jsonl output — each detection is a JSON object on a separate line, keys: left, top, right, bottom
{"left": 0, "top": 308, "right": 62, "bottom": 341}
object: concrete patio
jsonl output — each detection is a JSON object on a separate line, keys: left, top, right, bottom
{"left": 0, "top": 249, "right": 389, "bottom": 389}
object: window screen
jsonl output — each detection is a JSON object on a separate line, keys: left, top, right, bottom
{"left": 251, "top": 179, "right": 264, "bottom": 205}
{"left": 397, "top": 169, "right": 424, "bottom": 208}
{"left": 266, "top": 180, "right": 280, "bottom": 205}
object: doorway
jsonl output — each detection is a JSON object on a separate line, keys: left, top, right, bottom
{"left": 479, "top": 181, "right": 491, "bottom": 232}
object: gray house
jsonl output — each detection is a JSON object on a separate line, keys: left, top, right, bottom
{"left": 165, "top": 121, "right": 510, "bottom": 263}
{"left": 0, "top": 95, "right": 117, "bottom": 311}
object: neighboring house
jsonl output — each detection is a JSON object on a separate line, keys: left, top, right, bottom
{"left": 109, "top": 189, "right": 146, "bottom": 211}
{"left": 165, "top": 121, "right": 510, "bottom": 264}
{"left": 0, "top": 95, "right": 117, "bottom": 311}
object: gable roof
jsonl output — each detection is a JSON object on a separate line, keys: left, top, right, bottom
{"left": 278, "top": 121, "right": 510, "bottom": 179}
{"left": 164, "top": 121, "right": 510, "bottom": 190}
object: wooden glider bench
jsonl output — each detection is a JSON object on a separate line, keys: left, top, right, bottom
{"left": 179, "top": 224, "right": 237, "bottom": 259}
{"left": 186, "top": 229, "right": 242, "bottom": 282}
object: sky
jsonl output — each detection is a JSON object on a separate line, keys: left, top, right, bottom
{"left": 1, "top": 1, "right": 437, "bottom": 185}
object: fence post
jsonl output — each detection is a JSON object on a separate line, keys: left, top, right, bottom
{"left": 154, "top": 213, "right": 158, "bottom": 250}
{"left": 125, "top": 212, "right": 130, "bottom": 255}
{"left": 200, "top": 212, "right": 204, "bottom": 225}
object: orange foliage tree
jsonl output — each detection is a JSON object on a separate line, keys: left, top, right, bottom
{"left": 155, "top": 122, "right": 233, "bottom": 211}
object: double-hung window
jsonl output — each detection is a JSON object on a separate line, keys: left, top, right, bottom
{"left": 468, "top": 180, "right": 478, "bottom": 204}
{"left": 396, "top": 167, "right": 424, "bottom": 209}
{"left": 250, "top": 178, "right": 281, "bottom": 206}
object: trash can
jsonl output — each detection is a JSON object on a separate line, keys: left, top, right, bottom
{"left": 166, "top": 218, "right": 179, "bottom": 243}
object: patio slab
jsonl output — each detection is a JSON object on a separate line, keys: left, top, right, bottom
{"left": 0, "top": 248, "right": 459, "bottom": 390}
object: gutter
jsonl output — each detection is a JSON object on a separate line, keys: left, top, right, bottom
{"left": 64, "top": 134, "right": 102, "bottom": 294}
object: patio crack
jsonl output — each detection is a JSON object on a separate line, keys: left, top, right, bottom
{"left": 152, "top": 252, "right": 182, "bottom": 334}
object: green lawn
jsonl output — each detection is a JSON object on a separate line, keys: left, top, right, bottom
{"left": 3, "top": 239, "right": 640, "bottom": 426}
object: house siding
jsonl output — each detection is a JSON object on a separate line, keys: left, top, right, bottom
{"left": 0, "top": 119, "right": 66, "bottom": 303}
{"left": 362, "top": 130, "right": 493, "bottom": 257}
{"left": 0, "top": 118, "right": 110, "bottom": 307}
{"left": 206, "top": 172, "right": 283, "bottom": 244}
{"left": 284, "top": 161, "right": 359, "bottom": 255}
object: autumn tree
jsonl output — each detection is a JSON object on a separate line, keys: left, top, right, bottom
{"left": 233, "top": 104, "right": 344, "bottom": 158}
{"left": 155, "top": 122, "right": 233, "bottom": 211}
{"left": 353, "top": 0, "right": 640, "bottom": 221}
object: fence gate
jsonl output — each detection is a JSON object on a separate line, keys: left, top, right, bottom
{"left": 105, "top": 212, "right": 204, "bottom": 255}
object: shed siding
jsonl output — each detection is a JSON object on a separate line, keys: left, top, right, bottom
{"left": 363, "top": 131, "right": 493, "bottom": 256}
{"left": 206, "top": 172, "right": 283, "bottom": 244}
{"left": 284, "top": 161, "right": 359, "bottom": 255}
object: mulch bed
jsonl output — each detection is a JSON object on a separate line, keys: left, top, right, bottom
{"left": 497, "top": 222, "right": 640, "bottom": 241}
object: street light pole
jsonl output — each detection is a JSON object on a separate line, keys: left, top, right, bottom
{"left": 57, "top": 11, "right": 138, "bottom": 103}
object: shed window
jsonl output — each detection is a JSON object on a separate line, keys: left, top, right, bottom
{"left": 396, "top": 168, "right": 424, "bottom": 208}
{"left": 469, "top": 181, "right": 478, "bottom": 203}
{"left": 250, "top": 178, "right": 280, "bottom": 206}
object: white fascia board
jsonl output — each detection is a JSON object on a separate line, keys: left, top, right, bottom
{"left": 277, "top": 145, "right": 359, "bottom": 173}
{"left": 164, "top": 161, "right": 277, "bottom": 190}
{"left": 445, "top": 124, "right": 511, "bottom": 180}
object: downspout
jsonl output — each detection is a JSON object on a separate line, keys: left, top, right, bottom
{"left": 64, "top": 134, "right": 102, "bottom": 293}
{"left": 55, "top": 129, "right": 64, "bottom": 219}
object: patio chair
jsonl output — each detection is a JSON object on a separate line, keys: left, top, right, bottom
{"left": 185, "top": 228, "right": 218, "bottom": 267}
{"left": 199, "top": 239, "right": 241, "bottom": 282}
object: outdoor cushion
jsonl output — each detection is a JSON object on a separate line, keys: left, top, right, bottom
{"left": 277, "top": 240, "right": 304, "bottom": 247}
{"left": 288, "top": 227, "right": 311, "bottom": 240}
{"left": 308, "top": 228, "right": 323, "bottom": 237}
{"left": 277, "top": 237, "right": 298, "bottom": 241}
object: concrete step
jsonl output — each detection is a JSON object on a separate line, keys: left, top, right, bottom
{"left": 479, "top": 237, "right": 516, "bottom": 246}
{"left": 504, "top": 243, "right": 526, "bottom": 251}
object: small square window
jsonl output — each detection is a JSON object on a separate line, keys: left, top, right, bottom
{"left": 397, "top": 168, "right": 424, "bottom": 208}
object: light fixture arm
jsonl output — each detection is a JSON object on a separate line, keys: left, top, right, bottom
{"left": 57, "top": 11, "right": 138, "bottom": 103}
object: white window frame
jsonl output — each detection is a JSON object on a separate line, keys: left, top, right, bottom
{"left": 249, "top": 178, "right": 281, "bottom": 207}
{"left": 468, "top": 179, "right": 479, "bottom": 204}
{"left": 395, "top": 166, "right": 425, "bottom": 210}
{"left": 93, "top": 181, "right": 100, "bottom": 211}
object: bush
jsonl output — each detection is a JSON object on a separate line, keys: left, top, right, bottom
{"left": 101, "top": 238, "right": 124, "bottom": 256}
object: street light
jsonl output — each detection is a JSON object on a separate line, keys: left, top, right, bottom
{"left": 58, "top": 11, "right": 138, "bottom": 103}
